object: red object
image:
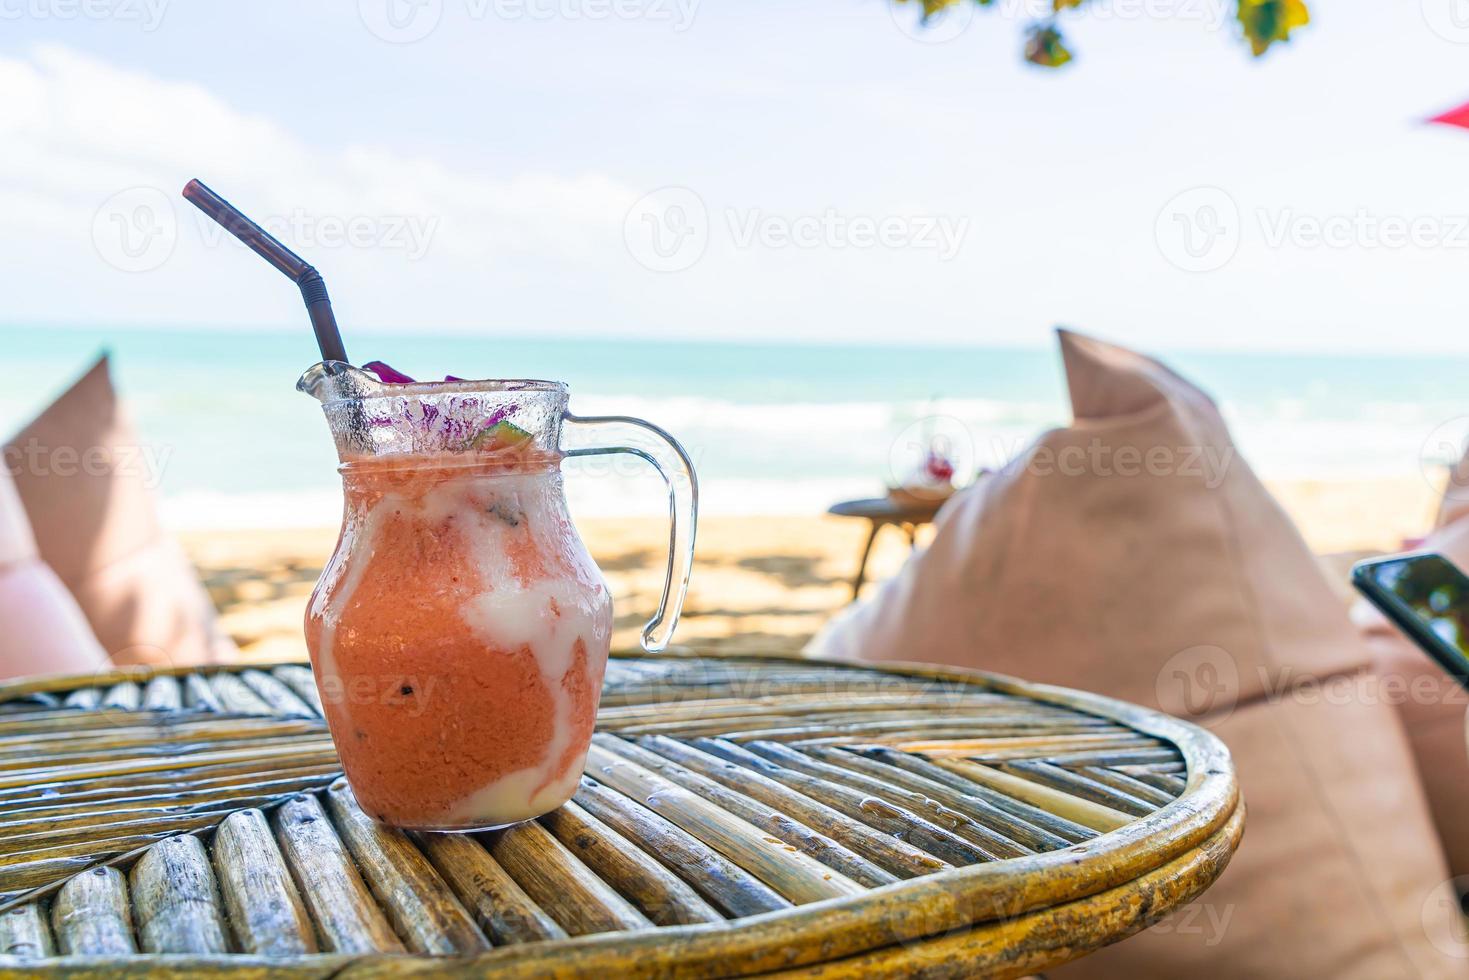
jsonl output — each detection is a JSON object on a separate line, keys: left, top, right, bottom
{"left": 1429, "top": 102, "right": 1469, "bottom": 130}
{"left": 924, "top": 450, "right": 956, "bottom": 483}
{"left": 363, "top": 362, "right": 469, "bottom": 384}
{"left": 363, "top": 360, "right": 416, "bottom": 383}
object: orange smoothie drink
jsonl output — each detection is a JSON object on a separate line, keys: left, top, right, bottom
{"left": 299, "top": 361, "right": 695, "bottom": 831}
{"left": 304, "top": 442, "right": 612, "bottom": 830}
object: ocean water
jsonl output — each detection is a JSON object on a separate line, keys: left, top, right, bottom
{"left": 3, "top": 325, "right": 1468, "bottom": 529}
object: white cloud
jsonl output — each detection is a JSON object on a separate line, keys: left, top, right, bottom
{"left": 12, "top": 28, "right": 1469, "bottom": 353}
{"left": 0, "top": 43, "right": 641, "bottom": 329}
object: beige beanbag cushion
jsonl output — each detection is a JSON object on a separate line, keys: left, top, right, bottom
{"left": 0, "top": 465, "right": 106, "bottom": 679}
{"left": 812, "top": 329, "right": 1364, "bottom": 705}
{"left": 6, "top": 356, "right": 235, "bottom": 667}
{"left": 810, "top": 329, "right": 1465, "bottom": 977}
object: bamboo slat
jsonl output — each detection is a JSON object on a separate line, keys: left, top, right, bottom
{"left": 1045, "top": 764, "right": 1169, "bottom": 811}
{"left": 638, "top": 735, "right": 949, "bottom": 880}
{"left": 51, "top": 867, "right": 135, "bottom": 956}
{"left": 801, "top": 745, "right": 1072, "bottom": 853}
{"left": 0, "top": 707, "right": 147, "bottom": 737}
{"left": 271, "top": 665, "right": 325, "bottom": 716}
{"left": 1126, "top": 770, "right": 1187, "bottom": 797}
{"left": 272, "top": 794, "right": 403, "bottom": 954}
{"left": 62, "top": 688, "right": 101, "bottom": 711}
{"left": 208, "top": 673, "right": 276, "bottom": 716}
{"left": 140, "top": 675, "right": 182, "bottom": 712}
{"left": 3, "top": 714, "right": 297, "bottom": 755}
{"left": 994, "top": 760, "right": 1159, "bottom": 817}
{"left": 239, "top": 669, "right": 318, "bottom": 719}
{"left": 573, "top": 775, "right": 791, "bottom": 918}
{"left": 0, "top": 903, "right": 53, "bottom": 959}
{"left": 604, "top": 736, "right": 895, "bottom": 889}
{"left": 693, "top": 738, "right": 989, "bottom": 867}
{"left": 324, "top": 780, "right": 490, "bottom": 955}
{"left": 212, "top": 808, "right": 317, "bottom": 955}
{"left": 0, "top": 738, "right": 337, "bottom": 792}
{"left": 183, "top": 675, "right": 222, "bottom": 713}
{"left": 0, "top": 764, "right": 342, "bottom": 816}
{"left": 1043, "top": 748, "right": 1183, "bottom": 768}
{"left": 1116, "top": 761, "right": 1187, "bottom": 775}
{"left": 852, "top": 746, "right": 1098, "bottom": 844}
{"left": 100, "top": 683, "right": 142, "bottom": 711}
{"left": 745, "top": 741, "right": 1033, "bottom": 860}
{"left": 484, "top": 816, "right": 653, "bottom": 936}
{"left": 416, "top": 831, "right": 567, "bottom": 945}
{"left": 932, "top": 759, "right": 1135, "bottom": 833}
{"left": 415, "top": 831, "right": 568, "bottom": 945}
{"left": 539, "top": 801, "right": 724, "bottom": 926}
{"left": 129, "top": 833, "right": 232, "bottom": 954}
{"left": 0, "top": 652, "right": 1241, "bottom": 978}
{"left": 584, "top": 740, "right": 865, "bottom": 904}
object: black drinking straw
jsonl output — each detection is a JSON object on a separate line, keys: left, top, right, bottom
{"left": 181, "top": 179, "right": 349, "bottom": 363}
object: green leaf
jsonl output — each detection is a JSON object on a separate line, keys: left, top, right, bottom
{"left": 1236, "top": 0, "right": 1310, "bottom": 56}
{"left": 887, "top": 0, "right": 1309, "bottom": 66}
{"left": 891, "top": 0, "right": 960, "bottom": 19}
{"left": 1024, "top": 24, "right": 1073, "bottom": 67}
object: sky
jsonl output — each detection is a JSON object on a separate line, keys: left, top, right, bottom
{"left": 5, "top": 2, "right": 1469, "bottom": 353}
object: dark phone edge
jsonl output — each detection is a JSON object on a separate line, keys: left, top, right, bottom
{"left": 1351, "top": 554, "right": 1469, "bottom": 694}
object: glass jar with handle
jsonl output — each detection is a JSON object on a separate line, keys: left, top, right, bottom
{"left": 298, "top": 362, "right": 696, "bottom": 830}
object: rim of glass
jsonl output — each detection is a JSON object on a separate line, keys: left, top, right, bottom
{"left": 347, "top": 378, "right": 569, "bottom": 396}
{"left": 299, "top": 361, "right": 569, "bottom": 403}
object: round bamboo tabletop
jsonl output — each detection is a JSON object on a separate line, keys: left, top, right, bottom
{"left": 0, "top": 652, "right": 1242, "bottom": 978}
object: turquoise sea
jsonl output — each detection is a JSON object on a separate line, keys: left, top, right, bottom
{"left": 3, "top": 325, "right": 1468, "bottom": 527}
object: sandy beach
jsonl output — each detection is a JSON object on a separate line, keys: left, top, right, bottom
{"left": 182, "top": 475, "right": 1446, "bottom": 665}
{"left": 186, "top": 513, "right": 923, "bottom": 664}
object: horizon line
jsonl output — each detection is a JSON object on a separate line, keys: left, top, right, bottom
{"left": 6, "top": 319, "right": 1469, "bottom": 363}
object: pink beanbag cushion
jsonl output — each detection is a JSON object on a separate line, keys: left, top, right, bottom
{"left": 0, "top": 465, "right": 106, "bottom": 680}
{"left": 5, "top": 356, "right": 235, "bottom": 667}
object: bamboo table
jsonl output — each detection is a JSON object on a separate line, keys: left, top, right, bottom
{"left": 0, "top": 652, "right": 1242, "bottom": 978}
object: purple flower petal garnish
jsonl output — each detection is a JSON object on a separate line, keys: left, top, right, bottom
{"left": 363, "top": 360, "right": 416, "bottom": 384}
{"left": 444, "top": 375, "right": 465, "bottom": 382}
{"left": 485, "top": 405, "right": 516, "bottom": 427}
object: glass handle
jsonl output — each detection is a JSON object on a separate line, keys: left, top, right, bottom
{"left": 562, "top": 413, "right": 698, "bottom": 652}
